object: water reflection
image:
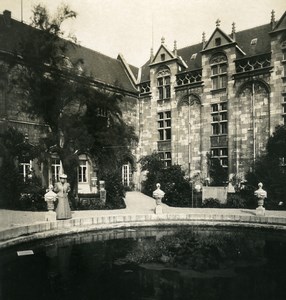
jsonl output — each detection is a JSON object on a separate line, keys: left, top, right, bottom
{"left": 1, "top": 227, "right": 286, "bottom": 300}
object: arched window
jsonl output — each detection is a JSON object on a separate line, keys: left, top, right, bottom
{"left": 210, "top": 53, "right": 227, "bottom": 90}
{"left": 157, "top": 68, "right": 171, "bottom": 100}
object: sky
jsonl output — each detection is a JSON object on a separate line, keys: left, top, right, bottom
{"left": 0, "top": 0, "right": 285, "bottom": 67}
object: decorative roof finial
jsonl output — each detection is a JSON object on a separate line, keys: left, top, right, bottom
{"left": 271, "top": 10, "right": 276, "bottom": 30}
{"left": 232, "top": 22, "right": 236, "bottom": 41}
{"left": 202, "top": 31, "right": 206, "bottom": 48}
{"left": 161, "top": 36, "right": 165, "bottom": 44}
{"left": 173, "top": 40, "right": 177, "bottom": 56}
{"left": 173, "top": 40, "right": 177, "bottom": 51}
{"left": 216, "top": 19, "right": 221, "bottom": 27}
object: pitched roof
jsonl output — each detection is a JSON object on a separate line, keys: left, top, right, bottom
{"left": 0, "top": 12, "right": 139, "bottom": 94}
{"left": 139, "top": 23, "right": 272, "bottom": 83}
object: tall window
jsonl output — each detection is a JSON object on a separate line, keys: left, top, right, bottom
{"left": 78, "top": 160, "right": 88, "bottom": 183}
{"left": 157, "top": 69, "right": 171, "bottom": 100}
{"left": 122, "top": 163, "right": 133, "bottom": 187}
{"left": 282, "top": 96, "right": 286, "bottom": 125}
{"left": 211, "top": 102, "right": 228, "bottom": 135}
{"left": 158, "top": 111, "right": 171, "bottom": 140}
{"left": 19, "top": 157, "right": 32, "bottom": 180}
{"left": 210, "top": 54, "right": 227, "bottom": 90}
{"left": 51, "top": 158, "right": 61, "bottom": 183}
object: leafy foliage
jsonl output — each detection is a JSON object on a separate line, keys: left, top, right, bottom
{"left": 103, "top": 171, "right": 126, "bottom": 209}
{"left": 246, "top": 125, "right": 286, "bottom": 208}
{"left": 8, "top": 4, "right": 137, "bottom": 195}
{"left": 140, "top": 153, "right": 192, "bottom": 207}
{"left": 202, "top": 198, "right": 221, "bottom": 208}
{"left": 208, "top": 155, "right": 228, "bottom": 186}
{"left": 0, "top": 127, "right": 48, "bottom": 210}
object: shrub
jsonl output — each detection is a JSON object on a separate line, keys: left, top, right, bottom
{"left": 103, "top": 170, "right": 126, "bottom": 209}
{"left": 225, "top": 194, "right": 246, "bottom": 208}
{"left": 159, "top": 165, "right": 192, "bottom": 207}
{"left": 202, "top": 198, "right": 221, "bottom": 208}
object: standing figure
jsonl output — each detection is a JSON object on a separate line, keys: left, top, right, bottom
{"left": 54, "top": 174, "right": 72, "bottom": 220}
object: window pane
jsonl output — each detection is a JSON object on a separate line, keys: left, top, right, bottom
{"left": 165, "top": 128, "right": 171, "bottom": 140}
{"left": 158, "top": 120, "right": 164, "bottom": 128}
{"left": 212, "top": 66, "right": 218, "bottom": 75}
{"left": 212, "top": 114, "right": 219, "bottom": 122}
{"left": 212, "top": 104, "right": 218, "bottom": 112}
{"left": 220, "top": 64, "right": 227, "bottom": 73}
{"left": 165, "top": 120, "right": 171, "bottom": 127}
{"left": 158, "top": 87, "right": 163, "bottom": 100}
{"left": 166, "top": 111, "right": 171, "bottom": 118}
{"left": 158, "top": 112, "right": 164, "bottom": 119}
{"left": 159, "top": 130, "right": 164, "bottom": 140}
{"left": 157, "top": 78, "right": 163, "bottom": 86}
{"left": 212, "top": 149, "right": 219, "bottom": 156}
{"left": 221, "top": 102, "right": 227, "bottom": 110}
{"left": 221, "top": 112, "right": 227, "bottom": 120}
{"left": 221, "top": 122, "right": 228, "bottom": 134}
{"left": 283, "top": 105, "right": 286, "bottom": 113}
{"left": 221, "top": 148, "right": 228, "bottom": 156}
{"left": 165, "top": 76, "right": 170, "bottom": 85}
{"left": 221, "top": 158, "right": 228, "bottom": 166}
{"left": 165, "top": 85, "right": 171, "bottom": 98}
{"left": 212, "top": 77, "right": 218, "bottom": 89}
{"left": 220, "top": 75, "right": 227, "bottom": 88}
{"left": 165, "top": 152, "right": 171, "bottom": 159}
{"left": 212, "top": 123, "right": 220, "bottom": 135}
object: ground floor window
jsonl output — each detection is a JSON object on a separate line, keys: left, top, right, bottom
{"left": 19, "top": 157, "right": 32, "bottom": 180}
{"left": 78, "top": 160, "right": 88, "bottom": 183}
{"left": 211, "top": 148, "right": 228, "bottom": 167}
{"left": 159, "top": 151, "right": 172, "bottom": 167}
{"left": 51, "top": 158, "right": 62, "bottom": 183}
{"left": 122, "top": 163, "right": 133, "bottom": 187}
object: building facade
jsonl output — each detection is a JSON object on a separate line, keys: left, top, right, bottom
{"left": 0, "top": 9, "right": 286, "bottom": 191}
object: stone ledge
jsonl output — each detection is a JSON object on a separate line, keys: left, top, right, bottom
{"left": 1, "top": 213, "right": 286, "bottom": 249}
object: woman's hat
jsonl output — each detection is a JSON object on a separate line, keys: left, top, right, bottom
{"left": 59, "top": 174, "right": 67, "bottom": 179}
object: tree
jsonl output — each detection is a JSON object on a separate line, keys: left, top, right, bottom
{"left": 139, "top": 153, "right": 192, "bottom": 206}
{"left": 207, "top": 154, "right": 228, "bottom": 186}
{"left": 9, "top": 4, "right": 137, "bottom": 194}
{"left": 246, "top": 125, "right": 286, "bottom": 207}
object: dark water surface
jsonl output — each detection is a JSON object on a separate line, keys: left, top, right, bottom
{"left": 1, "top": 226, "right": 286, "bottom": 300}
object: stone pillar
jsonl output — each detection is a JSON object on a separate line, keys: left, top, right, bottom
{"left": 99, "top": 180, "right": 106, "bottom": 203}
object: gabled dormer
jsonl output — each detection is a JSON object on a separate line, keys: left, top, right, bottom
{"left": 271, "top": 10, "right": 286, "bottom": 34}
{"left": 149, "top": 38, "right": 188, "bottom": 70}
{"left": 150, "top": 37, "right": 177, "bottom": 65}
{"left": 203, "top": 20, "right": 235, "bottom": 51}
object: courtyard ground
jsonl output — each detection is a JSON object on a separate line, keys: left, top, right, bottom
{"left": 1, "top": 191, "right": 286, "bottom": 231}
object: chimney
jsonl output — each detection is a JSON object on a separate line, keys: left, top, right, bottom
{"left": 3, "top": 10, "right": 11, "bottom": 26}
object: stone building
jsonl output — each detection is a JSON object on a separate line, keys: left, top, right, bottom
{"left": 0, "top": 9, "right": 286, "bottom": 191}
{"left": 138, "top": 10, "right": 286, "bottom": 186}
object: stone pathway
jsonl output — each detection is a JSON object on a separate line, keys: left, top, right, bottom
{"left": 1, "top": 191, "right": 286, "bottom": 231}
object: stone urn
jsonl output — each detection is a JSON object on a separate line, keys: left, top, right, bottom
{"left": 153, "top": 183, "right": 165, "bottom": 205}
{"left": 153, "top": 183, "right": 165, "bottom": 214}
{"left": 44, "top": 185, "right": 57, "bottom": 211}
{"left": 254, "top": 182, "right": 267, "bottom": 216}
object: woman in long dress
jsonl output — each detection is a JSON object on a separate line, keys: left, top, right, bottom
{"left": 54, "top": 174, "right": 72, "bottom": 220}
